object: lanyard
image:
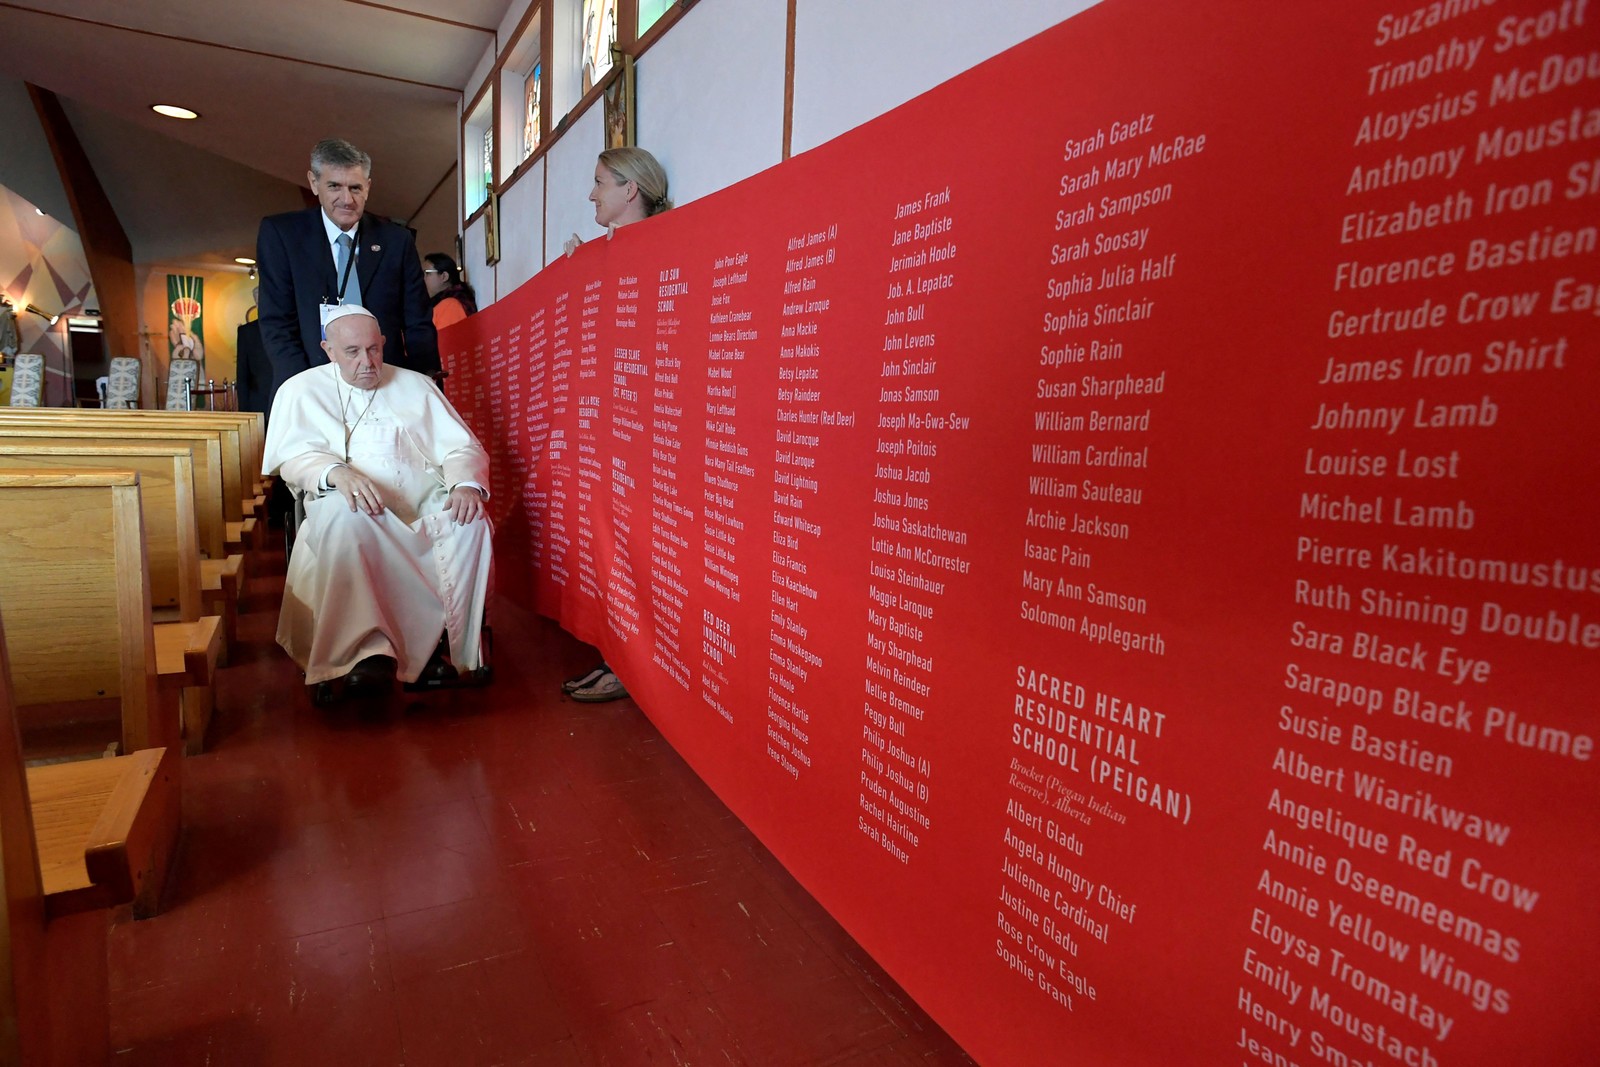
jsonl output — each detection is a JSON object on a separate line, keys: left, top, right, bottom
{"left": 335, "top": 221, "right": 359, "bottom": 302}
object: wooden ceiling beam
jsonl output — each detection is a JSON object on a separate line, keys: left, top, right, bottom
{"left": 26, "top": 83, "right": 140, "bottom": 364}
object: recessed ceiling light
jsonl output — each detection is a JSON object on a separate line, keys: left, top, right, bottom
{"left": 234, "top": 257, "right": 256, "bottom": 266}
{"left": 34, "top": 208, "right": 46, "bottom": 216}
{"left": 151, "top": 104, "right": 199, "bottom": 120}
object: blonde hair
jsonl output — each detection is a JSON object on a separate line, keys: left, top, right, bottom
{"left": 599, "top": 147, "right": 673, "bottom": 216}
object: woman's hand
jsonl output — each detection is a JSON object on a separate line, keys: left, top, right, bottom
{"left": 563, "top": 234, "right": 582, "bottom": 257}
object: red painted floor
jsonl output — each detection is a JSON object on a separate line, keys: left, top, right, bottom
{"left": 107, "top": 539, "right": 974, "bottom": 1066}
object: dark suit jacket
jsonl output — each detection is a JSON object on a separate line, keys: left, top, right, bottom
{"left": 255, "top": 207, "right": 438, "bottom": 412}
{"left": 235, "top": 319, "right": 273, "bottom": 415}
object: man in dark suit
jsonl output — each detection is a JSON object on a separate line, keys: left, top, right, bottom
{"left": 235, "top": 318, "right": 271, "bottom": 413}
{"left": 234, "top": 287, "right": 273, "bottom": 414}
{"left": 255, "top": 138, "right": 437, "bottom": 417}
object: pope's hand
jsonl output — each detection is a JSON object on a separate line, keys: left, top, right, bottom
{"left": 328, "top": 466, "right": 385, "bottom": 516}
{"left": 446, "top": 485, "right": 488, "bottom": 525}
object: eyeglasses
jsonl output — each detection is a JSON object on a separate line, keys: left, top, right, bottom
{"left": 422, "top": 269, "right": 444, "bottom": 275}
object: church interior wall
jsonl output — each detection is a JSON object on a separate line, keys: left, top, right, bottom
{"left": 463, "top": 0, "right": 1103, "bottom": 308}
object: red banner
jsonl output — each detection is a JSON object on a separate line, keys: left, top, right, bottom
{"left": 442, "top": 2, "right": 1600, "bottom": 1062}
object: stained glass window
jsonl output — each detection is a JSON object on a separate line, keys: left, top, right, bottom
{"left": 482, "top": 126, "right": 494, "bottom": 192}
{"left": 523, "top": 64, "right": 543, "bottom": 161}
{"left": 581, "top": 0, "right": 616, "bottom": 94}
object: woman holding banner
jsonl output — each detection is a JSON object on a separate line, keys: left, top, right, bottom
{"left": 562, "top": 146, "right": 673, "bottom": 702}
{"left": 563, "top": 146, "right": 673, "bottom": 257}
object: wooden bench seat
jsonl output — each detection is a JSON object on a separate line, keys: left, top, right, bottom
{"left": 226, "top": 516, "right": 258, "bottom": 552}
{"left": 193, "top": 555, "right": 247, "bottom": 672}
{"left": 153, "top": 617, "right": 223, "bottom": 688}
{"left": 27, "top": 746, "right": 178, "bottom": 917}
{"left": 0, "top": 470, "right": 182, "bottom": 920}
{"left": 1, "top": 612, "right": 175, "bottom": 1063}
{"left": 154, "top": 616, "right": 223, "bottom": 754}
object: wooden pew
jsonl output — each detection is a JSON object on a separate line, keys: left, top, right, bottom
{"left": 0, "top": 411, "right": 256, "bottom": 552}
{"left": 0, "top": 616, "right": 108, "bottom": 1066}
{"left": 16, "top": 407, "right": 263, "bottom": 505}
{"left": 0, "top": 444, "right": 202, "bottom": 617}
{"left": 144, "top": 410, "right": 268, "bottom": 518}
{"left": 0, "top": 471, "right": 176, "bottom": 759}
{"left": 0, "top": 438, "right": 241, "bottom": 638}
{"left": 0, "top": 614, "right": 177, "bottom": 1065}
{"left": 0, "top": 470, "right": 180, "bottom": 921}
{"left": 80, "top": 411, "right": 264, "bottom": 534}
{"left": 0, "top": 425, "right": 245, "bottom": 643}
{"left": 190, "top": 410, "right": 265, "bottom": 503}
{"left": 27, "top": 746, "right": 178, "bottom": 917}
{"left": 0, "top": 425, "right": 228, "bottom": 559}
{"left": 0, "top": 447, "right": 225, "bottom": 752}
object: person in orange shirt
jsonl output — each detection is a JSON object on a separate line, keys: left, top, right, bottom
{"left": 422, "top": 253, "right": 478, "bottom": 330}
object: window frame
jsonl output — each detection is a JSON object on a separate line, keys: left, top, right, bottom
{"left": 462, "top": 0, "right": 698, "bottom": 224}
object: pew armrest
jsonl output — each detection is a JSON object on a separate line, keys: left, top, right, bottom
{"left": 200, "top": 553, "right": 244, "bottom": 594}
{"left": 154, "top": 615, "right": 222, "bottom": 689}
{"left": 200, "top": 553, "right": 245, "bottom": 663}
{"left": 27, "top": 747, "right": 178, "bottom": 918}
{"left": 224, "top": 518, "right": 257, "bottom": 551}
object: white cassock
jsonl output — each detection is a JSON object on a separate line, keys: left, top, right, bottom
{"left": 263, "top": 363, "right": 493, "bottom": 685}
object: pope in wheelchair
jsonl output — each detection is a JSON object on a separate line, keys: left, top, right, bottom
{"left": 263, "top": 305, "right": 492, "bottom": 704}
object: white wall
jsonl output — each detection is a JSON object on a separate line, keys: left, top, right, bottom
{"left": 551, "top": 0, "right": 584, "bottom": 118}
{"left": 463, "top": 212, "right": 492, "bottom": 305}
{"left": 498, "top": 0, "right": 537, "bottom": 49}
{"left": 407, "top": 165, "right": 459, "bottom": 271}
{"left": 497, "top": 157, "right": 546, "bottom": 294}
{"left": 465, "top": 46, "right": 498, "bottom": 115}
{"left": 541, "top": 104, "right": 606, "bottom": 264}
{"left": 790, "top": 0, "right": 1097, "bottom": 155}
{"left": 471, "top": 0, "right": 1099, "bottom": 306}
{"left": 636, "top": 0, "right": 787, "bottom": 207}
